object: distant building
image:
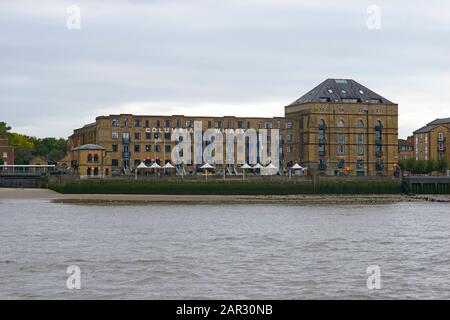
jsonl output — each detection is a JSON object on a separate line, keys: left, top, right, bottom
{"left": 413, "top": 118, "right": 450, "bottom": 161}
{"left": 285, "top": 79, "right": 398, "bottom": 176}
{"left": 29, "top": 156, "right": 49, "bottom": 166}
{"left": 70, "top": 144, "right": 108, "bottom": 178}
{"left": 69, "top": 78, "right": 399, "bottom": 177}
{"left": 398, "top": 136, "right": 414, "bottom": 160}
{"left": 0, "top": 137, "right": 14, "bottom": 166}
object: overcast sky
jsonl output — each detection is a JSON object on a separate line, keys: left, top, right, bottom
{"left": 1, "top": 0, "right": 449, "bottom": 139}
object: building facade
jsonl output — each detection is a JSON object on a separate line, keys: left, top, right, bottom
{"left": 413, "top": 118, "right": 450, "bottom": 161}
{"left": 285, "top": 79, "right": 398, "bottom": 176}
{"left": 398, "top": 136, "right": 414, "bottom": 160}
{"left": 70, "top": 115, "right": 289, "bottom": 176}
{"left": 70, "top": 144, "right": 108, "bottom": 178}
{"left": 0, "top": 137, "right": 14, "bottom": 166}
{"left": 69, "top": 79, "right": 399, "bottom": 177}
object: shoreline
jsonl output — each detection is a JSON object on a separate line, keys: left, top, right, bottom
{"left": 0, "top": 187, "right": 437, "bottom": 205}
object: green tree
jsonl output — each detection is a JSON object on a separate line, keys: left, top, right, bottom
{"left": 14, "top": 147, "right": 33, "bottom": 165}
{"left": 413, "top": 160, "right": 427, "bottom": 174}
{"left": 405, "top": 158, "right": 415, "bottom": 172}
{"left": 0, "top": 158, "right": 4, "bottom": 165}
{"left": 425, "top": 159, "right": 436, "bottom": 174}
{"left": 0, "top": 121, "right": 11, "bottom": 138}
{"left": 436, "top": 158, "right": 449, "bottom": 174}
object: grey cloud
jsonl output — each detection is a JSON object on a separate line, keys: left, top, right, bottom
{"left": 0, "top": 0, "right": 449, "bottom": 138}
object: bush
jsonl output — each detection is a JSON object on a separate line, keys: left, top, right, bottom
{"left": 50, "top": 180, "right": 402, "bottom": 195}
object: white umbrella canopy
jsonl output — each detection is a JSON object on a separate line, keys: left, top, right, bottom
{"left": 162, "top": 162, "right": 175, "bottom": 169}
{"left": 149, "top": 162, "right": 161, "bottom": 169}
{"left": 137, "top": 162, "right": 148, "bottom": 169}
{"left": 240, "top": 163, "right": 252, "bottom": 169}
{"left": 267, "top": 163, "right": 278, "bottom": 169}
{"left": 252, "top": 163, "right": 264, "bottom": 169}
{"left": 291, "top": 163, "right": 303, "bottom": 170}
{"left": 200, "top": 163, "right": 214, "bottom": 169}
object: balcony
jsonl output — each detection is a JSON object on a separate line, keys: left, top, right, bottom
{"left": 375, "top": 138, "right": 383, "bottom": 146}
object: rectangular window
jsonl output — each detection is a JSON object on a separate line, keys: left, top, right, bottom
{"left": 287, "top": 146, "right": 293, "bottom": 153}
{"left": 186, "top": 120, "right": 193, "bottom": 128}
{"left": 208, "top": 121, "right": 212, "bottom": 129}
{"left": 112, "top": 131, "right": 118, "bottom": 139}
{"left": 145, "top": 132, "right": 151, "bottom": 140}
{"left": 165, "top": 145, "right": 171, "bottom": 152}
{"left": 134, "top": 132, "right": 141, "bottom": 140}
{"left": 215, "top": 121, "right": 222, "bottom": 129}
{"left": 265, "top": 122, "right": 273, "bottom": 129}
{"left": 164, "top": 132, "right": 171, "bottom": 140}
{"left": 2, "top": 152, "right": 7, "bottom": 158}
{"left": 338, "top": 134, "right": 345, "bottom": 145}
{"left": 237, "top": 121, "right": 243, "bottom": 129}
{"left": 154, "top": 133, "right": 159, "bottom": 140}
{"left": 165, "top": 120, "right": 171, "bottom": 128}
{"left": 112, "top": 145, "right": 118, "bottom": 152}
{"left": 227, "top": 120, "right": 232, "bottom": 129}
{"left": 356, "top": 160, "right": 364, "bottom": 169}
{"left": 357, "top": 146, "right": 364, "bottom": 156}
{"left": 145, "top": 120, "right": 149, "bottom": 127}
{"left": 111, "top": 119, "right": 119, "bottom": 127}
{"left": 145, "top": 145, "right": 151, "bottom": 152}
{"left": 155, "top": 145, "right": 160, "bottom": 152}
{"left": 111, "top": 159, "right": 119, "bottom": 166}
{"left": 356, "top": 134, "right": 364, "bottom": 144}
{"left": 287, "top": 134, "right": 293, "bottom": 142}
{"left": 134, "top": 145, "right": 140, "bottom": 152}
{"left": 438, "top": 132, "right": 444, "bottom": 142}
{"left": 156, "top": 120, "right": 160, "bottom": 128}
{"left": 134, "top": 119, "right": 141, "bottom": 127}
{"left": 286, "top": 122, "right": 293, "bottom": 129}
{"left": 337, "top": 145, "right": 345, "bottom": 155}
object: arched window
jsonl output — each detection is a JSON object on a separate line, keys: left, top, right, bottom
{"left": 105, "top": 168, "right": 109, "bottom": 176}
{"left": 337, "top": 119, "right": 345, "bottom": 128}
{"left": 87, "top": 168, "right": 92, "bottom": 176}
{"left": 94, "top": 168, "right": 99, "bottom": 176}
{"left": 87, "top": 154, "right": 93, "bottom": 162}
{"left": 357, "top": 120, "right": 364, "bottom": 128}
{"left": 375, "top": 120, "right": 383, "bottom": 132}
{"left": 93, "top": 154, "right": 99, "bottom": 162}
{"left": 318, "top": 119, "right": 326, "bottom": 130}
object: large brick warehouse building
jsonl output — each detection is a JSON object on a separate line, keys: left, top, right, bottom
{"left": 68, "top": 79, "right": 399, "bottom": 177}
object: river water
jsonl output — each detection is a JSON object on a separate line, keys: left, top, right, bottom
{"left": 0, "top": 199, "right": 449, "bottom": 299}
